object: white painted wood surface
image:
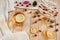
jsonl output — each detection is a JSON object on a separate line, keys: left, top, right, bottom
{"left": 0, "top": 0, "right": 60, "bottom": 40}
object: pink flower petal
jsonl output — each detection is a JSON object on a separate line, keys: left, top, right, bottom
{"left": 23, "top": 1, "right": 29, "bottom": 5}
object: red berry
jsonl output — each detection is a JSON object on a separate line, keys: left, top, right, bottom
{"left": 29, "top": 11, "right": 32, "bottom": 14}
{"left": 49, "top": 25, "right": 53, "bottom": 28}
{"left": 19, "top": 2, "right": 21, "bottom": 4}
{"left": 43, "top": 9, "right": 48, "bottom": 11}
{"left": 54, "top": 7, "right": 57, "bottom": 9}
{"left": 56, "top": 23, "right": 59, "bottom": 25}
{"left": 43, "top": 12, "right": 46, "bottom": 14}
{"left": 56, "top": 11, "right": 58, "bottom": 14}
{"left": 38, "top": 18, "right": 41, "bottom": 21}
{"left": 33, "top": 16, "right": 36, "bottom": 18}
{"left": 39, "top": 6, "right": 41, "bottom": 8}
{"left": 24, "top": 9, "right": 27, "bottom": 11}
{"left": 21, "top": 4, "right": 24, "bottom": 6}
{"left": 38, "top": 30, "right": 42, "bottom": 32}
{"left": 16, "top": 4, "right": 19, "bottom": 6}
{"left": 37, "top": 15, "right": 40, "bottom": 17}
{"left": 26, "top": 5, "right": 29, "bottom": 7}
{"left": 34, "top": 34, "right": 37, "bottom": 37}
{"left": 54, "top": 12, "right": 58, "bottom": 16}
{"left": 35, "top": 11, "right": 39, "bottom": 14}
{"left": 15, "top": 1, "right": 17, "bottom": 3}
{"left": 52, "top": 11, "right": 54, "bottom": 13}
{"left": 35, "top": 21, "right": 37, "bottom": 23}
{"left": 29, "top": 3, "right": 31, "bottom": 5}
{"left": 55, "top": 29, "right": 58, "bottom": 32}
{"left": 33, "top": 21, "right": 37, "bottom": 24}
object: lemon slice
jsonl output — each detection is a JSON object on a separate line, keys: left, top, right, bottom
{"left": 47, "top": 30, "right": 55, "bottom": 39}
{"left": 15, "top": 14, "right": 25, "bottom": 22}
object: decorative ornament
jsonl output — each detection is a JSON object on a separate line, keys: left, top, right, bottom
{"left": 33, "top": 1, "right": 37, "bottom": 7}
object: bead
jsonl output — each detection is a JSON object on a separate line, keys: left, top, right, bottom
{"left": 33, "top": 1, "right": 37, "bottom": 7}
